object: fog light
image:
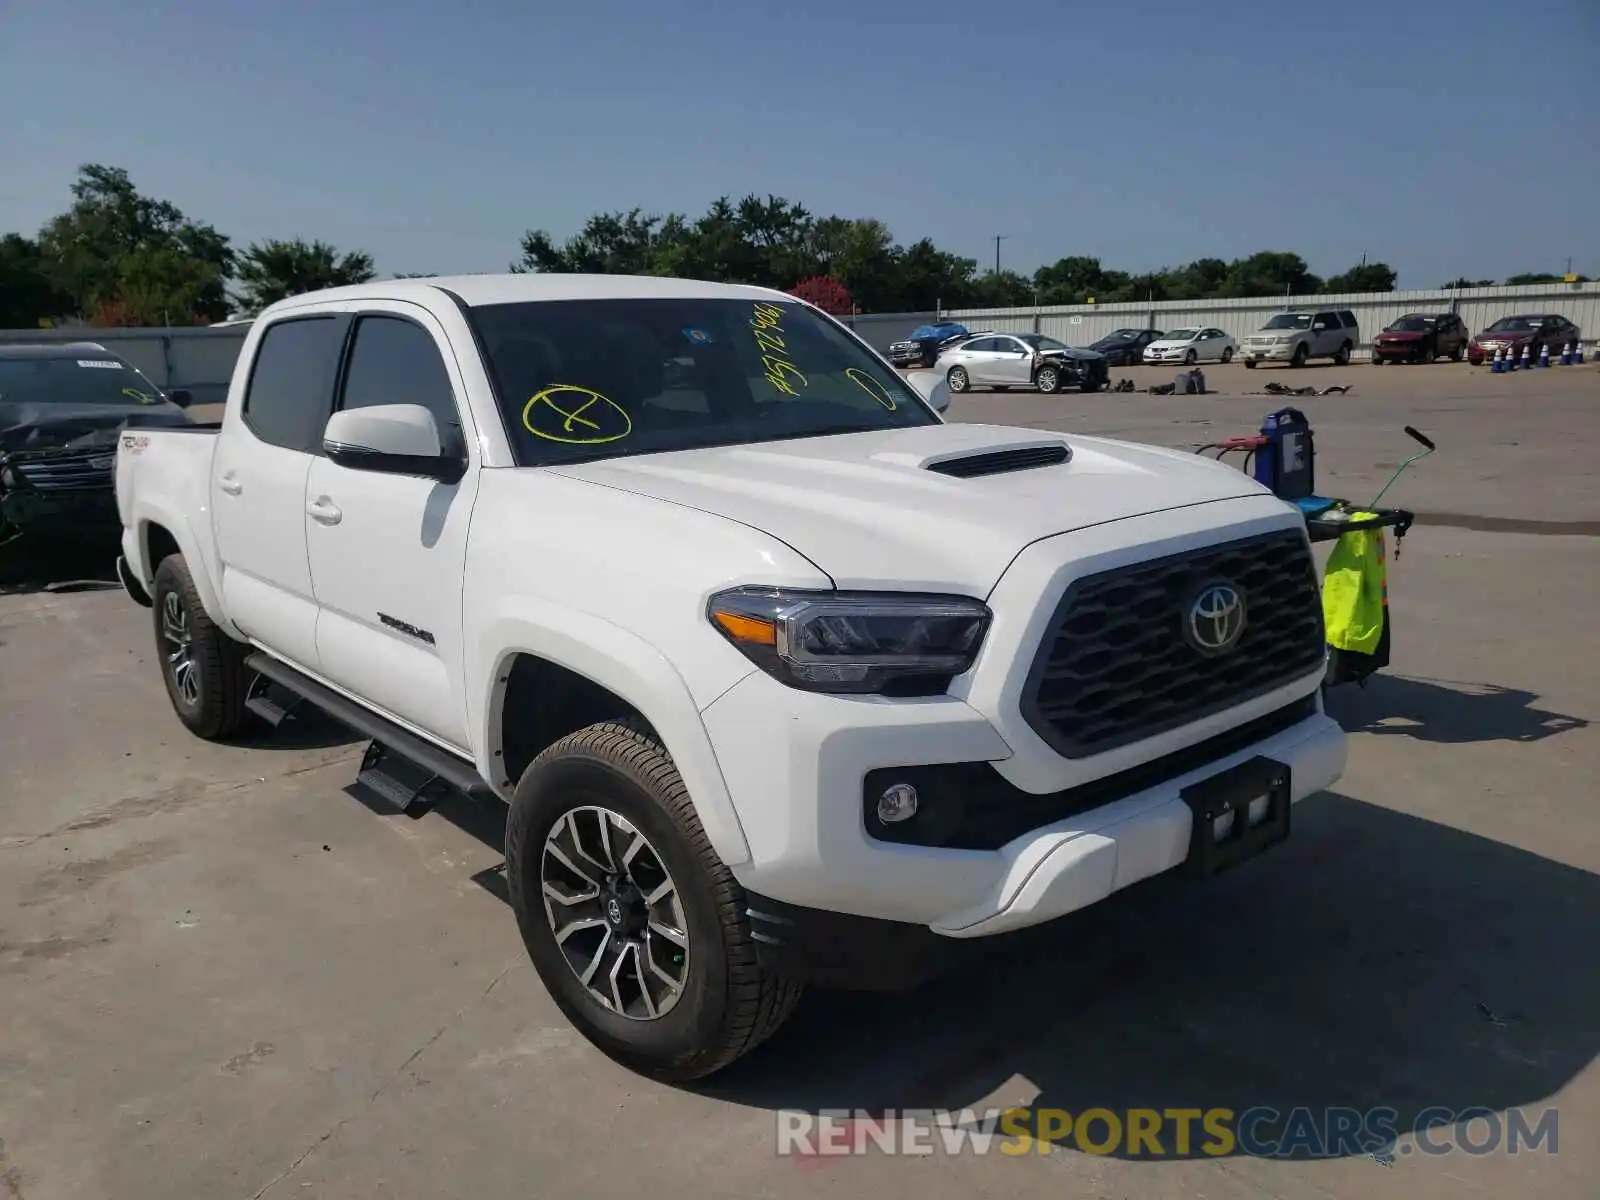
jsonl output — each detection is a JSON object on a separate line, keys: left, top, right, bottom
{"left": 876, "top": 782, "right": 919, "bottom": 824}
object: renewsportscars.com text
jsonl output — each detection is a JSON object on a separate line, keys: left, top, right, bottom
{"left": 776, "top": 1106, "right": 1559, "bottom": 1160}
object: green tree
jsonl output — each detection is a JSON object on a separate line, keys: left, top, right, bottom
{"left": 233, "top": 238, "right": 376, "bottom": 313}
{"left": 1442, "top": 276, "right": 1495, "bottom": 289}
{"left": 0, "top": 234, "right": 71, "bottom": 327}
{"left": 37, "top": 164, "right": 233, "bottom": 323}
{"left": 1323, "top": 262, "right": 1398, "bottom": 293}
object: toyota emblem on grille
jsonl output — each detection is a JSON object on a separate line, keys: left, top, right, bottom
{"left": 1186, "top": 581, "right": 1246, "bottom": 654}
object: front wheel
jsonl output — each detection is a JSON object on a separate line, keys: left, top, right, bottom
{"left": 505, "top": 721, "right": 802, "bottom": 1082}
{"left": 151, "top": 554, "right": 250, "bottom": 740}
{"left": 1183, "top": 348, "right": 1198, "bottom": 365}
{"left": 1291, "top": 343, "right": 1309, "bottom": 368}
{"left": 945, "top": 366, "right": 969, "bottom": 393}
{"left": 1244, "top": 359, "right": 1257, "bottom": 369}
{"left": 1035, "top": 365, "right": 1062, "bottom": 394}
{"left": 1221, "top": 346, "right": 1234, "bottom": 364}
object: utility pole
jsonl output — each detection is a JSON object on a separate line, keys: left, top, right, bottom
{"left": 993, "top": 235, "right": 1006, "bottom": 276}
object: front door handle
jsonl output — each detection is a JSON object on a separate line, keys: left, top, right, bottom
{"left": 218, "top": 472, "right": 243, "bottom": 496}
{"left": 307, "top": 496, "right": 343, "bottom": 526}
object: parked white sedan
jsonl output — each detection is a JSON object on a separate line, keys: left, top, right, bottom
{"left": 1142, "top": 327, "right": 1237, "bottom": 365}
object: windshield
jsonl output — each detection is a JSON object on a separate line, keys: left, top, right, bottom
{"left": 1262, "top": 313, "right": 1313, "bottom": 331}
{"left": 1163, "top": 328, "right": 1200, "bottom": 341}
{"left": 469, "top": 298, "right": 940, "bottom": 467}
{"left": 1487, "top": 316, "right": 1543, "bottom": 332}
{"left": 1387, "top": 316, "right": 1437, "bottom": 332}
{"left": 1097, "top": 328, "right": 1142, "bottom": 343}
{"left": 0, "top": 355, "right": 166, "bottom": 408}
{"left": 1020, "top": 334, "right": 1069, "bottom": 351}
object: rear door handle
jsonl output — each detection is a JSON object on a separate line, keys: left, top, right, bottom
{"left": 307, "top": 497, "right": 342, "bottom": 526}
{"left": 218, "top": 473, "right": 243, "bottom": 496}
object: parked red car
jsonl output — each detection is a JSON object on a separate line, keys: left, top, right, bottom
{"left": 1371, "top": 312, "right": 1468, "bottom": 364}
{"left": 1467, "top": 313, "right": 1582, "bottom": 366}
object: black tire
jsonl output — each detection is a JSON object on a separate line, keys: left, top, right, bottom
{"left": 504, "top": 720, "right": 802, "bottom": 1082}
{"left": 1334, "top": 341, "right": 1352, "bottom": 365}
{"left": 1245, "top": 359, "right": 1257, "bottom": 369}
{"left": 1449, "top": 344, "right": 1463, "bottom": 362}
{"left": 1371, "top": 353, "right": 1384, "bottom": 365}
{"left": 1035, "top": 365, "right": 1061, "bottom": 394}
{"left": 1221, "top": 346, "right": 1234, "bottom": 363}
{"left": 1291, "top": 343, "right": 1309, "bottom": 368}
{"left": 945, "top": 366, "right": 969, "bottom": 393}
{"left": 151, "top": 553, "right": 250, "bottom": 740}
{"left": 1183, "top": 348, "right": 1197, "bottom": 365}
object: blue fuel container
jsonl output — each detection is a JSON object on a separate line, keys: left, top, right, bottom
{"left": 1253, "top": 407, "right": 1315, "bottom": 501}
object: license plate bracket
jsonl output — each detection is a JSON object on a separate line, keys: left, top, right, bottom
{"left": 1180, "top": 756, "right": 1291, "bottom": 878}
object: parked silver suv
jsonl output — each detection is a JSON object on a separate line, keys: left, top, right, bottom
{"left": 1242, "top": 309, "right": 1359, "bottom": 368}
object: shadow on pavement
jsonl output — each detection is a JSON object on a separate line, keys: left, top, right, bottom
{"left": 691, "top": 791, "right": 1598, "bottom": 1160}
{"left": 0, "top": 537, "right": 121, "bottom": 597}
{"left": 1324, "top": 674, "right": 1589, "bottom": 744}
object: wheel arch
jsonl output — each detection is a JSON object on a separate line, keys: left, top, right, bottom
{"left": 475, "top": 605, "right": 754, "bottom": 869}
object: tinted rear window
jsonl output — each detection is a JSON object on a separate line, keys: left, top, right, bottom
{"left": 242, "top": 317, "right": 343, "bottom": 452}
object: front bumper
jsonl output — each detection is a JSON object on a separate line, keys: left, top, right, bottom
{"left": 1143, "top": 348, "right": 1194, "bottom": 363}
{"left": 716, "top": 681, "right": 1343, "bottom": 987}
{"left": 0, "top": 485, "right": 119, "bottom": 541}
{"left": 1241, "top": 343, "right": 1297, "bottom": 361}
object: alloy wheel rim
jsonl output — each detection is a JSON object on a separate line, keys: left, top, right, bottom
{"left": 1038, "top": 368, "right": 1057, "bottom": 391}
{"left": 161, "top": 590, "right": 198, "bottom": 707}
{"left": 540, "top": 805, "right": 689, "bottom": 1020}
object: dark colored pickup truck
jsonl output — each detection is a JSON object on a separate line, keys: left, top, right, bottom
{"left": 887, "top": 322, "right": 973, "bottom": 368}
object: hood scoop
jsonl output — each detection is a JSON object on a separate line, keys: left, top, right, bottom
{"left": 923, "top": 442, "right": 1072, "bottom": 479}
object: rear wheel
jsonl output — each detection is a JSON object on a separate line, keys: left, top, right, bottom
{"left": 1035, "top": 365, "right": 1062, "bottom": 394}
{"left": 505, "top": 721, "right": 803, "bottom": 1082}
{"left": 945, "top": 366, "right": 969, "bottom": 393}
{"left": 1334, "top": 341, "right": 1352, "bottom": 365}
{"left": 1221, "top": 346, "right": 1234, "bottom": 364}
{"left": 151, "top": 554, "right": 250, "bottom": 740}
{"left": 1449, "top": 344, "right": 1464, "bottom": 362}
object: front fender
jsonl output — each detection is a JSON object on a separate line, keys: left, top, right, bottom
{"left": 472, "top": 599, "right": 754, "bottom": 869}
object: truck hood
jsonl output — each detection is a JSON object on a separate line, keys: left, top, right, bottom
{"left": 548, "top": 423, "right": 1271, "bottom": 594}
{"left": 0, "top": 401, "right": 191, "bottom": 452}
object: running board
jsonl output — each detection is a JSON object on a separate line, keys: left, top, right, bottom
{"left": 244, "top": 653, "right": 496, "bottom": 815}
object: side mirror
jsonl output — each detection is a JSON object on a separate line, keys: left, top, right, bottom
{"left": 904, "top": 370, "right": 951, "bottom": 414}
{"left": 167, "top": 388, "right": 193, "bottom": 408}
{"left": 323, "top": 403, "right": 464, "bottom": 483}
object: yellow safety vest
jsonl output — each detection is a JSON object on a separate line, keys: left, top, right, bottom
{"left": 1321, "top": 512, "right": 1388, "bottom": 655}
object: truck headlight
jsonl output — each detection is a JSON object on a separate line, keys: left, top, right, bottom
{"left": 707, "top": 586, "right": 991, "bottom": 695}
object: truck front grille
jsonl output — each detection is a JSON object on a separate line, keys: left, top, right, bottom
{"left": 1021, "top": 529, "right": 1325, "bottom": 759}
{"left": 6, "top": 450, "right": 115, "bottom": 491}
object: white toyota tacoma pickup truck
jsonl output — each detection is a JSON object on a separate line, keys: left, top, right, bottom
{"left": 114, "top": 274, "right": 1346, "bottom": 1081}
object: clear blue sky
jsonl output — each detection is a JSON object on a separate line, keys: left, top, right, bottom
{"left": 2, "top": 0, "right": 1595, "bottom": 291}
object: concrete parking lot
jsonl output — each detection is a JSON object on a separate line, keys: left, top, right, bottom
{"left": 2, "top": 360, "right": 1596, "bottom": 1199}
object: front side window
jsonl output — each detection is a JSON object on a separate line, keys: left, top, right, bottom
{"left": 339, "top": 315, "right": 460, "bottom": 437}
{"left": 242, "top": 316, "right": 343, "bottom": 452}
{"left": 1021, "top": 335, "right": 1069, "bottom": 351}
{"left": 468, "top": 298, "right": 940, "bottom": 467}
{"left": 0, "top": 354, "right": 167, "bottom": 408}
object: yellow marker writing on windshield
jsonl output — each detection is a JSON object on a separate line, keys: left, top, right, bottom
{"left": 844, "top": 368, "right": 898, "bottom": 412}
{"left": 751, "top": 302, "right": 807, "bottom": 397}
{"left": 122, "top": 387, "right": 156, "bottom": 404}
{"left": 522, "top": 384, "right": 633, "bottom": 445}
